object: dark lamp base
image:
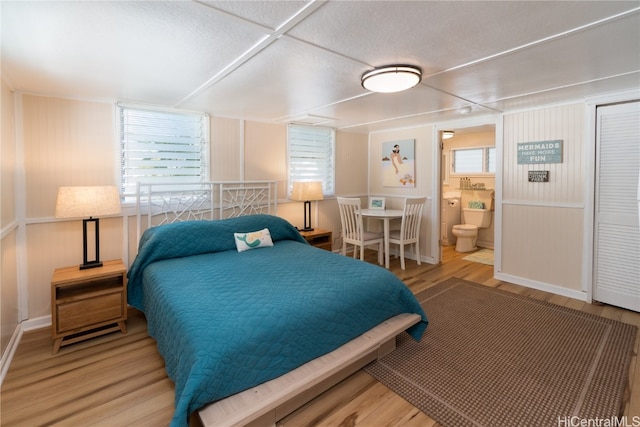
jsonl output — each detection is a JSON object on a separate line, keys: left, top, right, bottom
{"left": 80, "top": 261, "right": 103, "bottom": 270}
{"left": 81, "top": 217, "right": 102, "bottom": 270}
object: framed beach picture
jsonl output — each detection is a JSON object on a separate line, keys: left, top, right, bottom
{"left": 369, "top": 197, "right": 385, "bottom": 210}
{"left": 382, "top": 139, "right": 415, "bottom": 187}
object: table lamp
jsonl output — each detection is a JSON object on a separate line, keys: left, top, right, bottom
{"left": 290, "top": 181, "right": 324, "bottom": 232}
{"left": 55, "top": 186, "right": 121, "bottom": 270}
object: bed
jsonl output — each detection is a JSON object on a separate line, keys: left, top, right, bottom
{"left": 128, "top": 182, "right": 428, "bottom": 427}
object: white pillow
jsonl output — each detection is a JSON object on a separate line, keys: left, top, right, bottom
{"left": 234, "top": 228, "right": 274, "bottom": 252}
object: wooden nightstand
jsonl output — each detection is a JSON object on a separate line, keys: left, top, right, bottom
{"left": 51, "top": 259, "right": 128, "bottom": 354}
{"left": 299, "top": 229, "right": 332, "bottom": 251}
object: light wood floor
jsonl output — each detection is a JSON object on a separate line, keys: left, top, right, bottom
{"left": 2, "top": 246, "right": 639, "bottom": 426}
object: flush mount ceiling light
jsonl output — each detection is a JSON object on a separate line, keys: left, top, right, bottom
{"left": 361, "top": 64, "right": 422, "bottom": 93}
{"left": 442, "top": 130, "right": 455, "bottom": 139}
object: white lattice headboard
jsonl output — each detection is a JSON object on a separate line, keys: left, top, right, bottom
{"left": 136, "top": 181, "right": 277, "bottom": 242}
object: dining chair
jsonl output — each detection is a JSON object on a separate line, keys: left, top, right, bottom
{"left": 337, "top": 197, "right": 384, "bottom": 265}
{"left": 388, "top": 197, "right": 426, "bottom": 270}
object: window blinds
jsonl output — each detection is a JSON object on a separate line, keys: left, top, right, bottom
{"left": 452, "top": 147, "right": 496, "bottom": 174}
{"left": 287, "top": 125, "right": 335, "bottom": 195}
{"left": 118, "top": 104, "right": 209, "bottom": 198}
{"left": 453, "top": 148, "right": 483, "bottom": 173}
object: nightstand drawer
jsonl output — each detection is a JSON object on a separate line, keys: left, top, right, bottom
{"left": 57, "top": 293, "right": 123, "bottom": 333}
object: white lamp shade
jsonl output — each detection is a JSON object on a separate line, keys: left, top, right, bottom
{"left": 290, "top": 181, "right": 324, "bottom": 202}
{"left": 55, "top": 186, "right": 121, "bottom": 218}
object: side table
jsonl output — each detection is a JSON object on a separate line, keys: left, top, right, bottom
{"left": 51, "top": 259, "right": 127, "bottom": 354}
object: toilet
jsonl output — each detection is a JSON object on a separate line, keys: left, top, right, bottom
{"left": 452, "top": 208, "right": 492, "bottom": 252}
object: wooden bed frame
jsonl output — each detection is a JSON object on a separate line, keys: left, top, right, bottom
{"left": 134, "top": 181, "right": 421, "bottom": 427}
{"left": 196, "top": 313, "right": 420, "bottom": 427}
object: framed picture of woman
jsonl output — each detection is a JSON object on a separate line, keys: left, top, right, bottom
{"left": 382, "top": 139, "right": 415, "bottom": 187}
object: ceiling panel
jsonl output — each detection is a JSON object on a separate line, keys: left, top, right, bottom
{"left": 1, "top": 1, "right": 639, "bottom": 133}
{"left": 287, "top": 1, "right": 638, "bottom": 72}
{"left": 199, "top": 0, "right": 309, "bottom": 30}
{"left": 1, "top": 1, "right": 270, "bottom": 104}
{"left": 305, "top": 85, "right": 475, "bottom": 128}
{"left": 483, "top": 72, "right": 640, "bottom": 112}
{"left": 180, "top": 36, "right": 370, "bottom": 120}
{"left": 423, "top": 11, "right": 640, "bottom": 106}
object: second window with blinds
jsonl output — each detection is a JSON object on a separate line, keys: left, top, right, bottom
{"left": 287, "top": 124, "right": 335, "bottom": 196}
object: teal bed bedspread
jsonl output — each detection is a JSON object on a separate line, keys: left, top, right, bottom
{"left": 127, "top": 215, "right": 428, "bottom": 427}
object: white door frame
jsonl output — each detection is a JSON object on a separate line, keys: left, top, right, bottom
{"left": 431, "top": 113, "right": 503, "bottom": 272}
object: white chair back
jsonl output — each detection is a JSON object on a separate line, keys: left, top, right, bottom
{"left": 337, "top": 197, "right": 363, "bottom": 242}
{"left": 399, "top": 197, "right": 426, "bottom": 241}
{"left": 337, "top": 197, "right": 383, "bottom": 264}
{"left": 389, "top": 197, "right": 426, "bottom": 269}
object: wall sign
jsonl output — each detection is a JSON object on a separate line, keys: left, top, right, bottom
{"left": 528, "top": 171, "right": 550, "bottom": 182}
{"left": 517, "top": 140, "right": 563, "bottom": 164}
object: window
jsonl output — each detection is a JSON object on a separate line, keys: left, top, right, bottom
{"left": 287, "top": 125, "right": 335, "bottom": 195}
{"left": 487, "top": 147, "right": 496, "bottom": 173}
{"left": 117, "top": 104, "right": 209, "bottom": 200}
{"left": 452, "top": 147, "right": 495, "bottom": 174}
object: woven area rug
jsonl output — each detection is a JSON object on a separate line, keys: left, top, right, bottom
{"left": 462, "top": 248, "right": 494, "bottom": 265}
{"left": 365, "top": 278, "right": 637, "bottom": 427}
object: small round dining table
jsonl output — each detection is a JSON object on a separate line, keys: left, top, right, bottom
{"left": 358, "top": 208, "right": 404, "bottom": 269}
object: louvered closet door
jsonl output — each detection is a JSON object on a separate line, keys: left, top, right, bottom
{"left": 593, "top": 101, "right": 640, "bottom": 312}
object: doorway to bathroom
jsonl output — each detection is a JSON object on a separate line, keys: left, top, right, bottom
{"left": 438, "top": 123, "right": 497, "bottom": 266}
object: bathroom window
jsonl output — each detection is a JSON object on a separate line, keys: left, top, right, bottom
{"left": 452, "top": 147, "right": 495, "bottom": 174}
{"left": 487, "top": 147, "right": 496, "bottom": 173}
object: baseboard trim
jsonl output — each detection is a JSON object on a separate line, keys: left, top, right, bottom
{"left": 475, "top": 240, "right": 494, "bottom": 250}
{"left": 1, "top": 315, "right": 51, "bottom": 386}
{"left": 495, "top": 272, "right": 588, "bottom": 302}
{"left": 21, "top": 315, "right": 52, "bottom": 331}
{"left": 1, "top": 325, "right": 22, "bottom": 386}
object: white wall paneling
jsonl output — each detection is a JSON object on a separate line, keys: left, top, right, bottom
{"left": 499, "top": 103, "right": 587, "bottom": 296}
{"left": 501, "top": 203, "right": 584, "bottom": 292}
{"left": 369, "top": 125, "right": 435, "bottom": 263}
